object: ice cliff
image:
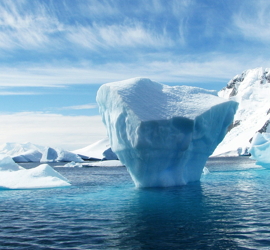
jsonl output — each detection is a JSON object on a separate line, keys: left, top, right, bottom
{"left": 213, "top": 67, "right": 270, "bottom": 156}
{"left": 97, "top": 78, "right": 238, "bottom": 187}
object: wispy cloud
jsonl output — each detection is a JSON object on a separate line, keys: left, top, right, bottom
{"left": 0, "top": 91, "right": 39, "bottom": 95}
{"left": 0, "top": 52, "right": 267, "bottom": 89}
{"left": 60, "top": 104, "right": 97, "bottom": 110}
{"left": 0, "top": 112, "right": 107, "bottom": 150}
{"left": 66, "top": 22, "right": 174, "bottom": 51}
{"left": 233, "top": 0, "right": 270, "bottom": 42}
{"left": 0, "top": 0, "right": 64, "bottom": 50}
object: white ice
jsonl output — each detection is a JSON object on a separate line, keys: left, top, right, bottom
{"left": 97, "top": 78, "right": 238, "bottom": 187}
{"left": 0, "top": 154, "right": 70, "bottom": 189}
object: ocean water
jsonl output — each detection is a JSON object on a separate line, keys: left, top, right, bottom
{"left": 1, "top": 158, "right": 270, "bottom": 250}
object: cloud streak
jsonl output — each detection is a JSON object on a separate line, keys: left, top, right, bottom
{"left": 0, "top": 53, "right": 267, "bottom": 89}
{"left": 233, "top": 0, "right": 270, "bottom": 42}
{"left": 60, "top": 104, "right": 97, "bottom": 110}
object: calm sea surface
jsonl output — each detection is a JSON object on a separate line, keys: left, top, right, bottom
{"left": 1, "top": 158, "right": 270, "bottom": 250}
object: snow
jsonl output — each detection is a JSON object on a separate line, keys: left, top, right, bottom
{"left": 0, "top": 155, "right": 70, "bottom": 189}
{"left": 213, "top": 67, "right": 270, "bottom": 156}
{"left": 249, "top": 132, "right": 270, "bottom": 166}
{"left": 97, "top": 77, "right": 237, "bottom": 187}
{"left": 72, "top": 138, "right": 118, "bottom": 160}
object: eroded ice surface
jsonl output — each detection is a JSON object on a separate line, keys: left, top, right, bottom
{"left": 0, "top": 155, "right": 70, "bottom": 189}
{"left": 97, "top": 78, "right": 238, "bottom": 187}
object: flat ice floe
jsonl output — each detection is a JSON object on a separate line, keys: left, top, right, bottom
{"left": 0, "top": 155, "right": 70, "bottom": 189}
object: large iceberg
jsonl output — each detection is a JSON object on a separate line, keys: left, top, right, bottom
{"left": 0, "top": 154, "right": 70, "bottom": 189}
{"left": 96, "top": 78, "right": 238, "bottom": 187}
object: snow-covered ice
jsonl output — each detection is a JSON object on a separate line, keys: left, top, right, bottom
{"left": 213, "top": 67, "right": 270, "bottom": 156}
{"left": 97, "top": 78, "right": 238, "bottom": 187}
{"left": 0, "top": 154, "right": 70, "bottom": 189}
{"left": 72, "top": 138, "right": 118, "bottom": 160}
{"left": 41, "top": 147, "right": 84, "bottom": 163}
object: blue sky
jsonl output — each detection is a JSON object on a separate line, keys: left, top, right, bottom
{"left": 0, "top": 0, "right": 269, "bottom": 150}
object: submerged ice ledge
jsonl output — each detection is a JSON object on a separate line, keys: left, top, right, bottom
{"left": 97, "top": 78, "right": 238, "bottom": 188}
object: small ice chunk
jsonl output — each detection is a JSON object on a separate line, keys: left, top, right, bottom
{"left": 0, "top": 155, "right": 70, "bottom": 189}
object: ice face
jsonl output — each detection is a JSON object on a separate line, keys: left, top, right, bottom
{"left": 96, "top": 78, "right": 238, "bottom": 187}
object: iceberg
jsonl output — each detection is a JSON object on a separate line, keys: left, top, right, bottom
{"left": 96, "top": 78, "right": 238, "bottom": 187}
{"left": 39, "top": 147, "right": 84, "bottom": 163}
{"left": 249, "top": 131, "right": 270, "bottom": 166}
{"left": 72, "top": 138, "right": 118, "bottom": 160}
{"left": 0, "top": 142, "right": 83, "bottom": 163}
{"left": 12, "top": 149, "right": 42, "bottom": 162}
{"left": 0, "top": 154, "right": 70, "bottom": 189}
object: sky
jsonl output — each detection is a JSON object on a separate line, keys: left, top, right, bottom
{"left": 0, "top": 0, "right": 270, "bottom": 150}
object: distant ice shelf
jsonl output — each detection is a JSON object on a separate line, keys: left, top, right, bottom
{"left": 97, "top": 77, "right": 238, "bottom": 187}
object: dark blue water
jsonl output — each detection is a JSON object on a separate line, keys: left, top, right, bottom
{"left": 1, "top": 158, "right": 270, "bottom": 250}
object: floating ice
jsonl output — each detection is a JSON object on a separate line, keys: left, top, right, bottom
{"left": 0, "top": 155, "right": 23, "bottom": 171}
{"left": 41, "top": 147, "right": 83, "bottom": 163}
{"left": 64, "top": 161, "right": 83, "bottom": 168}
{"left": 97, "top": 78, "right": 238, "bottom": 187}
{"left": 12, "top": 149, "right": 42, "bottom": 162}
{"left": 83, "top": 160, "right": 124, "bottom": 167}
{"left": 0, "top": 155, "right": 70, "bottom": 189}
{"left": 73, "top": 138, "right": 118, "bottom": 160}
{"left": 0, "top": 142, "right": 83, "bottom": 163}
{"left": 249, "top": 132, "right": 270, "bottom": 166}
